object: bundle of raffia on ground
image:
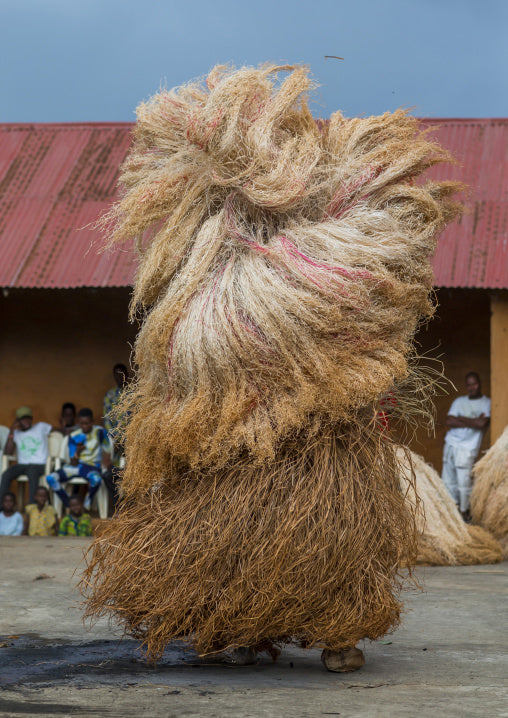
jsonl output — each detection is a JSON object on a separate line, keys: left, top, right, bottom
{"left": 397, "top": 447, "right": 502, "bottom": 565}
{"left": 82, "top": 63, "right": 463, "bottom": 659}
{"left": 471, "top": 426, "right": 508, "bottom": 558}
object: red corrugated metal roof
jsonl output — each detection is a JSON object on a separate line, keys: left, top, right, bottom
{"left": 0, "top": 123, "right": 136, "bottom": 288}
{"left": 421, "top": 118, "right": 508, "bottom": 288}
{"left": 0, "top": 119, "right": 507, "bottom": 289}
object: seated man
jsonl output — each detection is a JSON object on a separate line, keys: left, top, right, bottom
{"left": 0, "top": 407, "right": 52, "bottom": 504}
{"left": 58, "top": 495, "right": 92, "bottom": 537}
{"left": 47, "top": 408, "right": 112, "bottom": 511}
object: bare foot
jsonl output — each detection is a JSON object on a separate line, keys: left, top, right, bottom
{"left": 321, "top": 646, "right": 365, "bottom": 672}
{"left": 253, "top": 639, "right": 281, "bottom": 662}
{"left": 221, "top": 646, "right": 258, "bottom": 665}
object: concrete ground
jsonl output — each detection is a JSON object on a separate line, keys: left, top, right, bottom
{"left": 0, "top": 537, "right": 506, "bottom": 718}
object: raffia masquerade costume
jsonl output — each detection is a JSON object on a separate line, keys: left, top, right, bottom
{"left": 83, "top": 64, "right": 461, "bottom": 667}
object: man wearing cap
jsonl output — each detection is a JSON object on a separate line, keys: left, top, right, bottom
{"left": 0, "top": 408, "right": 52, "bottom": 504}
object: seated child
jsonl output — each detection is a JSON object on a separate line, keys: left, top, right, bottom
{"left": 24, "top": 486, "right": 58, "bottom": 536}
{"left": 0, "top": 492, "right": 23, "bottom": 535}
{"left": 58, "top": 496, "right": 92, "bottom": 537}
{"left": 47, "top": 408, "right": 112, "bottom": 510}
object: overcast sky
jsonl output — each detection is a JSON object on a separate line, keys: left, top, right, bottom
{"left": 1, "top": 0, "right": 507, "bottom": 122}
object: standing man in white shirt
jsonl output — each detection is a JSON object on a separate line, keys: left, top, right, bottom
{"left": 442, "top": 372, "right": 490, "bottom": 521}
{"left": 0, "top": 407, "right": 52, "bottom": 504}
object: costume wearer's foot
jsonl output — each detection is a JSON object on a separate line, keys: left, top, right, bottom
{"left": 221, "top": 646, "right": 258, "bottom": 665}
{"left": 461, "top": 509, "right": 472, "bottom": 523}
{"left": 253, "top": 639, "right": 281, "bottom": 662}
{"left": 321, "top": 647, "right": 365, "bottom": 673}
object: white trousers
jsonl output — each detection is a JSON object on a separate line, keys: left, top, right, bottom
{"left": 442, "top": 443, "right": 477, "bottom": 512}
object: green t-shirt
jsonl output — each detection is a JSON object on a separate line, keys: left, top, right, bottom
{"left": 58, "top": 513, "right": 92, "bottom": 537}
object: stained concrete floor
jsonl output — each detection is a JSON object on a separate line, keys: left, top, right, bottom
{"left": 0, "top": 537, "right": 506, "bottom": 718}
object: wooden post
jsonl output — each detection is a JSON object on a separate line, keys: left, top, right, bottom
{"left": 490, "top": 291, "right": 508, "bottom": 443}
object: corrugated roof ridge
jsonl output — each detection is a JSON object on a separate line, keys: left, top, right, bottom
{"left": 0, "top": 122, "right": 134, "bottom": 130}
{"left": 2, "top": 118, "right": 507, "bottom": 129}
{"left": 420, "top": 117, "right": 507, "bottom": 122}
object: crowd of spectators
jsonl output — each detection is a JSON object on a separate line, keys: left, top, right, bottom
{"left": 0, "top": 363, "right": 129, "bottom": 537}
{"left": 3, "top": 364, "right": 488, "bottom": 537}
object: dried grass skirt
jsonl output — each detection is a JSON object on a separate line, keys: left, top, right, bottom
{"left": 83, "top": 426, "right": 416, "bottom": 658}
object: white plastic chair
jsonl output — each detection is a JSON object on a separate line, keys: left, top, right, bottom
{"left": 0, "top": 425, "right": 9, "bottom": 470}
{"left": 53, "top": 435, "right": 109, "bottom": 519}
{"left": 1, "top": 431, "right": 63, "bottom": 508}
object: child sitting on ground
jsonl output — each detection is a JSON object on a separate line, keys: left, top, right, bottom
{"left": 47, "top": 408, "right": 112, "bottom": 510}
{"left": 58, "top": 495, "right": 92, "bottom": 537}
{"left": 23, "top": 486, "right": 58, "bottom": 536}
{"left": 0, "top": 492, "right": 23, "bottom": 535}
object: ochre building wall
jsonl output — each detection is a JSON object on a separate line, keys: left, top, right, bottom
{"left": 490, "top": 292, "right": 508, "bottom": 443}
{"left": 0, "top": 288, "right": 494, "bottom": 475}
{"left": 0, "top": 288, "right": 136, "bottom": 429}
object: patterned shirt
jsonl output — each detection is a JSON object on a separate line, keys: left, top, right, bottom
{"left": 103, "top": 386, "right": 122, "bottom": 436}
{"left": 68, "top": 426, "right": 112, "bottom": 468}
{"left": 25, "top": 503, "right": 58, "bottom": 536}
{"left": 59, "top": 513, "right": 92, "bottom": 537}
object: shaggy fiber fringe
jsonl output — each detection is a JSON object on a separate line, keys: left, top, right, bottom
{"left": 471, "top": 426, "right": 508, "bottom": 558}
{"left": 99, "top": 63, "right": 462, "bottom": 478}
{"left": 84, "top": 426, "right": 417, "bottom": 658}
{"left": 397, "top": 448, "right": 502, "bottom": 566}
{"left": 83, "top": 64, "right": 463, "bottom": 657}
